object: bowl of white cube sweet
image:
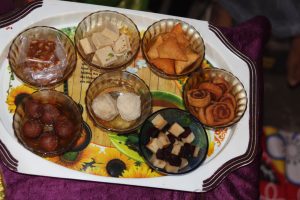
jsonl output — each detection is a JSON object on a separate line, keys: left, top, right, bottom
{"left": 139, "top": 108, "right": 208, "bottom": 175}
{"left": 74, "top": 10, "right": 141, "bottom": 71}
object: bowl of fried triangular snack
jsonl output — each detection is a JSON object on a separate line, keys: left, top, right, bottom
{"left": 142, "top": 19, "right": 205, "bottom": 79}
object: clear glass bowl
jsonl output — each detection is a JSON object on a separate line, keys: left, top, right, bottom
{"left": 8, "top": 26, "right": 77, "bottom": 88}
{"left": 142, "top": 19, "right": 205, "bottom": 79}
{"left": 13, "top": 90, "right": 82, "bottom": 157}
{"left": 74, "top": 10, "right": 140, "bottom": 71}
{"left": 183, "top": 68, "right": 248, "bottom": 129}
{"left": 86, "top": 71, "right": 151, "bottom": 133}
{"left": 139, "top": 108, "right": 208, "bottom": 175}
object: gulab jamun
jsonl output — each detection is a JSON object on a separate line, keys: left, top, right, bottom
{"left": 22, "top": 119, "right": 42, "bottom": 138}
{"left": 24, "top": 99, "right": 43, "bottom": 119}
{"left": 41, "top": 104, "right": 60, "bottom": 124}
{"left": 54, "top": 118, "right": 74, "bottom": 138}
{"left": 39, "top": 132, "right": 58, "bottom": 152}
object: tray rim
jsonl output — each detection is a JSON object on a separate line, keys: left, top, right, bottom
{"left": 0, "top": 0, "right": 258, "bottom": 192}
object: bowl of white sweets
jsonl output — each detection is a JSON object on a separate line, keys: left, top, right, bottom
{"left": 86, "top": 71, "right": 152, "bottom": 134}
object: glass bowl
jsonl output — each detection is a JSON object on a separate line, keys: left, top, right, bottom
{"left": 139, "top": 108, "right": 208, "bottom": 175}
{"left": 8, "top": 26, "right": 77, "bottom": 88}
{"left": 86, "top": 71, "right": 151, "bottom": 133}
{"left": 13, "top": 90, "right": 83, "bottom": 157}
{"left": 74, "top": 10, "right": 140, "bottom": 71}
{"left": 141, "top": 19, "right": 205, "bottom": 79}
{"left": 183, "top": 68, "right": 248, "bottom": 129}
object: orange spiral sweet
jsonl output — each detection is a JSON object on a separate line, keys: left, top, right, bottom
{"left": 187, "top": 89, "right": 211, "bottom": 107}
{"left": 204, "top": 102, "right": 235, "bottom": 126}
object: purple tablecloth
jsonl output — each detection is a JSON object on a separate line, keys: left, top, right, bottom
{"left": 0, "top": 7, "right": 270, "bottom": 199}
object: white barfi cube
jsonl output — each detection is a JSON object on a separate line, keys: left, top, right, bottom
{"left": 169, "top": 123, "right": 185, "bottom": 137}
{"left": 150, "top": 154, "right": 166, "bottom": 169}
{"left": 79, "top": 38, "right": 95, "bottom": 54}
{"left": 151, "top": 114, "right": 168, "bottom": 130}
{"left": 100, "top": 22, "right": 119, "bottom": 42}
{"left": 113, "top": 34, "right": 131, "bottom": 54}
{"left": 91, "top": 32, "right": 113, "bottom": 49}
{"left": 181, "top": 132, "right": 195, "bottom": 144}
{"left": 94, "top": 46, "right": 117, "bottom": 67}
{"left": 146, "top": 138, "right": 162, "bottom": 153}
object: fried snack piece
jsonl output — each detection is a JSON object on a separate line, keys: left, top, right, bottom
{"left": 171, "top": 24, "right": 189, "bottom": 49}
{"left": 147, "top": 35, "right": 163, "bottom": 59}
{"left": 212, "top": 77, "right": 231, "bottom": 94}
{"left": 151, "top": 58, "right": 175, "bottom": 74}
{"left": 205, "top": 102, "right": 235, "bottom": 126}
{"left": 220, "top": 92, "right": 237, "bottom": 109}
{"left": 198, "top": 82, "right": 223, "bottom": 100}
{"left": 175, "top": 47, "right": 199, "bottom": 74}
{"left": 157, "top": 37, "right": 187, "bottom": 61}
{"left": 187, "top": 89, "right": 211, "bottom": 107}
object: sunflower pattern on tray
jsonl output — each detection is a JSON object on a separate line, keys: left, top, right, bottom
{"left": 47, "top": 145, "right": 161, "bottom": 178}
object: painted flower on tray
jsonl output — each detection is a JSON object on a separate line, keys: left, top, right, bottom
{"left": 47, "top": 144, "right": 101, "bottom": 171}
{"left": 97, "top": 147, "right": 136, "bottom": 177}
{"left": 6, "top": 85, "right": 35, "bottom": 113}
{"left": 201, "top": 59, "right": 211, "bottom": 69}
{"left": 121, "top": 163, "right": 161, "bottom": 178}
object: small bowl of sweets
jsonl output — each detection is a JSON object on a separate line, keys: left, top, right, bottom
{"left": 139, "top": 108, "right": 208, "bottom": 175}
{"left": 13, "top": 90, "right": 82, "bottom": 157}
{"left": 8, "top": 26, "right": 77, "bottom": 88}
{"left": 183, "top": 68, "right": 248, "bottom": 128}
{"left": 86, "top": 71, "right": 152, "bottom": 134}
{"left": 142, "top": 19, "right": 205, "bottom": 79}
{"left": 74, "top": 11, "right": 140, "bottom": 71}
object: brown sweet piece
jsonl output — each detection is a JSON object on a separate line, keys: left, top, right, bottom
{"left": 205, "top": 102, "right": 235, "bottom": 126}
{"left": 147, "top": 35, "right": 163, "bottom": 59}
{"left": 187, "top": 89, "right": 211, "bottom": 107}
{"left": 151, "top": 58, "right": 175, "bottom": 74}
{"left": 24, "top": 99, "right": 43, "bottom": 119}
{"left": 54, "top": 117, "right": 74, "bottom": 139}
{"left": 39, "top": 132, "right": 58, "bottom": 152}
{"left": 157, "top": 37, "right": 187, "bottom": 61}
{"left": 175, "top": 47, "right": 199, "bottom": 74}
{"left": 212, "top": 77, "right": 231, "bottom": 94}
{"left": 41, "top": 104, "right": 61, "bottom": 124}
{"left": 22, "top": 119, "right": 43, "bottom": 138}
{"left": 220, "top": 93, "right": 237, "bottom": 109}
{"left": 198, "top": 82, "right": 223, "bottom": 100}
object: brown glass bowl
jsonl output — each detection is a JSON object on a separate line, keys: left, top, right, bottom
{"left": 8, "top": 26, "right": 77, "bottom": 88}
{"left": 183, "top": 68, "right": 248, "bottom": 129}
{"left": 142, "top": 19, "right": 205, "bottom": 79}
{"left": 86, "top": 71, "right": 152, "bottom": 134}
{"left": 74, "top": 10, "right": 140, "bottom": 71}
{"left": 13, "top": 90, "right": 83, "bottom": 157}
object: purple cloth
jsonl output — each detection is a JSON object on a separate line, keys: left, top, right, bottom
{"left": 0, "top": 16, "right": 270, "bottom": 199}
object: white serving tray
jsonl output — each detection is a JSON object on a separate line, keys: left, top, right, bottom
{"left": 0, "top": 0, "right": 258, "bottom": 192}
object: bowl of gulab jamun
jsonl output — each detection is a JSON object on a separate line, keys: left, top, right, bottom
{"left": 13, "top": 90, "right": 82, "bottom": 157}
{"left": 8, "top": 26, "right": 77, "bottom": 88}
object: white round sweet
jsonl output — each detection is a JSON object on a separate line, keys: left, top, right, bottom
{"left": 92, "top": 93, "right": 118, "bottom": 121}
{"left": 117, "top": 92, "right": 141, "bottom": 121}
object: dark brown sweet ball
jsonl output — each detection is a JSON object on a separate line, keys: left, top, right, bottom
{"left": 22, "top": 119, "right": 43, "bottom": 138}
{"left": 41, "top": 104, "right": 61, "bottom": 124}
{"left": 54, "top": 117, "right": 74, "bottom": 139}
{"left": 39, "top": 132, "right": 58, "bottom": 152}
{"left": 24, "top": 99, "right": 43, "bottom": 119}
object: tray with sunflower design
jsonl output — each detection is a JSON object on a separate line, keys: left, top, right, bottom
{"left": 0, "top": 0, "right": 258, "bottom": 192}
